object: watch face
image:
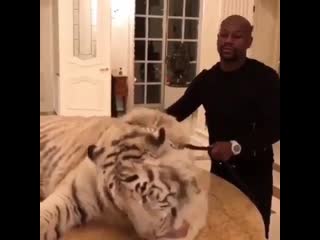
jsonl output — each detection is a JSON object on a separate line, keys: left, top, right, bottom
{"left": 233, "top": 144, "right": 241, "bottom": 153}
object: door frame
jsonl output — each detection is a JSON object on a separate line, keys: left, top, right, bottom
{"left": 40, "top": 0, "right": 55, "bottom": 113}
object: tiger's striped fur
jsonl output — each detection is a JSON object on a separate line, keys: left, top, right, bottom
{"left": 40, "top": 108, "right": 208, "bottom": 240}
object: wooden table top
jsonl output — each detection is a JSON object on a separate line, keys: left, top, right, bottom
{"left": 65, "top": 168, "right": 265, "bottom": 240}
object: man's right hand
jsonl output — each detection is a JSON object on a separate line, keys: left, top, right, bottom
{"left": 209, "top": 141, "right": 234, "bottom": 161}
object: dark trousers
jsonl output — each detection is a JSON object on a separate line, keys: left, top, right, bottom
{"left": 211, "top": 158, "right": 273, "bottom": 239}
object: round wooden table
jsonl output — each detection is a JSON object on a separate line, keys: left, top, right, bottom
{"left": 65, "top": 168, "right": 265, "bottom": 240}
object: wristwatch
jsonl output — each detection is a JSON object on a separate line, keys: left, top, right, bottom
{"left": 230, "top": 140, "right": 241, "bottom": 155}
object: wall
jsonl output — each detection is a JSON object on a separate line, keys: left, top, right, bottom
{"left": 52, "top": 0, "right": 60, "bottom": 113}
{"left": 251, "top": 0, "right": 280, "bottom": 71}
{"left": 40, "top": 0, "right": 54, "bottom": 112}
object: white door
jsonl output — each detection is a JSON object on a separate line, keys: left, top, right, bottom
{"left": 57, "top": 0, "right": 111, "bottom": 116}
{"left": 40, "top": 0, "right": 54, "bottom": 112}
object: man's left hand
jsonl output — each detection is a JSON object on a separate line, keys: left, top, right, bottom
{"left": 210, "top": 141, "right": 234, "bottom": 161}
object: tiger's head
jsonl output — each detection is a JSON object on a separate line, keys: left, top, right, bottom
{"left": 87, "top": 121, "right": 207, "bottom": 240}
{"left": 120, "top": 107, "right": 190, "bottom": 147}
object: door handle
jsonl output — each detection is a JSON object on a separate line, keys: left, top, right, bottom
{"left": 100, "top": 67, "right": 109, "bottom": 72}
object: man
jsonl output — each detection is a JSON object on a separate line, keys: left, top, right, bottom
{"left": 165, "top": 15, "right": 280, "bottom": 239}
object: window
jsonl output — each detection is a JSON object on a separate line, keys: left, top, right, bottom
{"left": 134, "top": 0, "right": 200, "bottom": 106}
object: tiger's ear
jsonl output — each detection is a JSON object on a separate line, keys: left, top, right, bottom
{"left": 146, "top": 127, "right": 166, "bottom": 147}
{"left": 88, "top": 145, "right": 105, "bottom": 162}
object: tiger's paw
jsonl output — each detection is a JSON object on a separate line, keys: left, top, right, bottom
{"left": 40, "top": 216, "right": 49, "bottom": 240}
{"left": 160, "top": 220, "right": 190, "bottom": 239}
{"left": 40, "top": 215, "right": 60, "bottom": 240}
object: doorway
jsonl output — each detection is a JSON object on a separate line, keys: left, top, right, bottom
{"left": 40, "top": 0, "right": 112, "bottom": 117}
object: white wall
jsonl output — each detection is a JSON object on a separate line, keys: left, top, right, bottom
{"left": 40, "top": 0, "right": 54, "bottom": 112}
{"left": 52, "top": 0, "right": 60, "bottom": 113}
{"left": 251, "top": 0, "right": 280, "bottom": 71}
{"left": 198, "top": 0, "right": 221, "bottom": 70}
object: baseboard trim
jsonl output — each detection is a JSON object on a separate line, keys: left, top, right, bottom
{"left": 40, "top": 111, "right": 56, "bottom": 116}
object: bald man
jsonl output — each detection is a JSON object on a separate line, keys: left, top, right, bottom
{"left": 166, "top": 15, "right": 280, "bottom": 239}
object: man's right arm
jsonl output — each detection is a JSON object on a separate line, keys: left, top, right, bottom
{"left": 165, "top": 70, "right": 207, "bottom": 122}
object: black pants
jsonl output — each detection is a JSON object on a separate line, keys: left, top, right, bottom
{"left": 211, "top": 159, "right": 273, "bottom": 239}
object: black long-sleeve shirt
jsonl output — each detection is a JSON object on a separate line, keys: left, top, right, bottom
{"left": 166, "top": 58, "right": 280, "bottom": 160}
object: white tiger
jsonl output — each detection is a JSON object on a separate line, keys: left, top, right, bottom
{"left": 40, "top": 108, "right": 208, "bottom": 240}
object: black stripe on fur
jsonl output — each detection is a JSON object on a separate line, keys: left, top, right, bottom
{"left": 103, "top": 187, "right": 115, "bottom": 205}
{"left": 42, "top": 146, "right": 61, "bottom": 176}
{"left": 66, "top": 204, "right": 70, "bottom": 223}
{"left": 171, "top": 207, "right": 177, "bottom": 217}
{"left": 94, "top": 185, "right": 104, "bottom": 212}
{"left": 141, "top": 182, "right": 147, "bottom": 193}
{"left": 40, "top": 139, "right": 50, "bottom": 152}
{"left": 135, "top": 182, "right": 140, "bottom": 192}
{"left": 40, "top": 134, "right": 47, "bottom": 141}
{"left": 119, "top": 144, "right": 140, "bottom": 151}
{"left": 102, "top": 162, "right": 114, "bottom": 169}
{"left": 122, "top": 174, "right": 139, "bottom": 182}
{"left": 43, "top": 217, "right": 50, "bottom": 225}
{"left": 71, "top": 180, "right": 88, "bottom": 225}
{"left": 48, "top": 145, "right": 83, "bottom": 178}
{"left": 151, "top": 184, "right": 163, "bottom": 192}
{"left": 55, "top": 206, "right": 61, "bottom": 239}
{"left": 42, "top": 146, "right": 58, "bottom": 159}
{"left": 106, "top": 145, "right": 142, "bottom": 160}
{"left": 146, "top": 168, "right": 154, "bottom": 181}
{"left": 111, "top": 131, "right": 148, "bottom": 146}
{"left": 106, "top": 152, "right": 118, "bottom": 159}
{"left": 122, "top": 154, "right": 145, "bottom": 160}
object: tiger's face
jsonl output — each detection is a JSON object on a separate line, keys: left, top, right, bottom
{"left": 87, "top": 124, "right": 197, "bottom": 239}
